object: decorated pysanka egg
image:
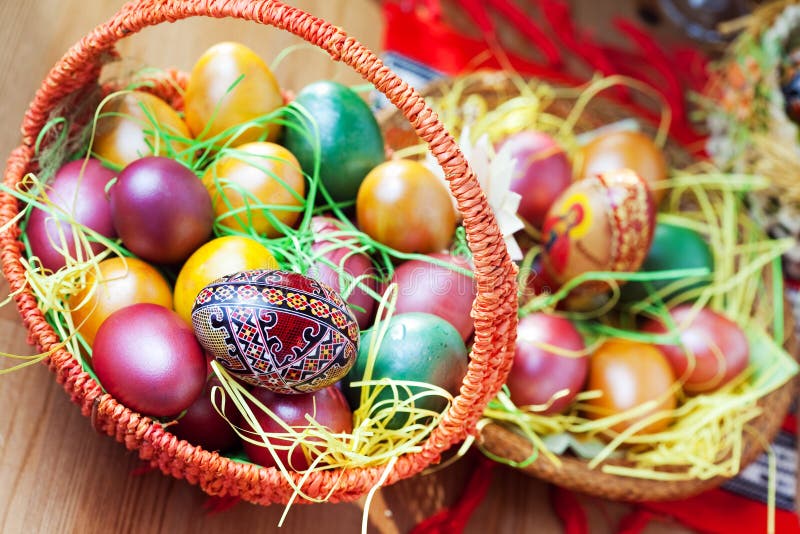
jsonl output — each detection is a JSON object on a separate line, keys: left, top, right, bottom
{"left": 191, "top": 269, "right": 359, "bottom": 393}
{"left": 541, "top": 168, "right": 655, "bottom": 304}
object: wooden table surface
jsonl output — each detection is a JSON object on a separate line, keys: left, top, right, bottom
{"left": 0, "top": 1, "right": 714, "bottom": 532}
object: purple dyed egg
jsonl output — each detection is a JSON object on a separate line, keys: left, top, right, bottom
{"left": 110, "top": 156, "right": 213, "bottom": 264}
{"left": 191, "top": 269, "right": 360, "bottom": 393}
{"left": 26, "top": 159, "right": 116, "bottom": 271}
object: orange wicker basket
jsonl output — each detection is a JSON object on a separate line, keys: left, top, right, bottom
{"left": 0, "top": 0, "right": 518, "bottom": 505}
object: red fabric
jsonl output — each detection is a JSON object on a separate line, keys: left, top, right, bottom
{"left": 382, "top": 1, "right": 580, "bottom": 85}
{"left": 202, "top": 495, "right": 241, "bottom": 514}
{"left": 637, "top": 489, "right": 800, "bottom": 534}
{"left": 617, "top": 508, "right": 659, "bottom": 534}
{"left": 550, "top": 486, "right": 589, "bottom": 534}
{"left": 409, "top": 456, "right": 496, "bottom": 534}
{"left": 380, "top": 0, "right": 709, "bottom": 151}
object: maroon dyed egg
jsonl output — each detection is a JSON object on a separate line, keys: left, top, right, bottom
{"left": 507, "top": 313, "right": 588, "bottom": 414}
{"left": 243, "top": 385, "right": 353, "bottom": 470}
{"left": 109, "top": 156, "right": 213, "bottom": 264}
{"left": 310, "top": 216, "right": 378, "bottom": 329}
{"left": 390, "top": 253, "right": 476, "bottom": 341}
{"left": 26, "top": 159, "right": 116, "bottom": 271}
{"left": 498, "top": 130, "right": 573, "bottom": 229}
{"left": 641, "top": 305, "right": 750, "bottom": 394}
{"left": 92, "top": 303, "right": 207, "bottom": 417}
{"left": 191, "top": 269, "right": 360, "bottom": 393}
{"left": 170, "top": 376, "right": 241, "bottom": 452}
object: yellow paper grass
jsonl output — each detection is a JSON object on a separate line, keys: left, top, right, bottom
{"left": 0, "top": 170, "right": 126, "bottom": 372}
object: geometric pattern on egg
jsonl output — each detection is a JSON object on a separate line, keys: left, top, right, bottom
{"left": 192, "top": 269, "right": 360, "bottom": 394}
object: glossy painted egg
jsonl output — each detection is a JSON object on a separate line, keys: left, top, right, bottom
{"left": 310, "top": 216, "right": 378, "bottom": 330}
{"left": 191, "top": 269, "right": 359, "bottom": 394}
{"left": 92, "top": 91, "right": 191, "bottom": 169}
{"left": 242, "top": 385, "right": 353, "bottom": 471}
{"left": 342, "top": 312, "right": 468, "bottom": 429}
{"left": 507, "top": 313, "right": 588, "bottom": 415}
{"left": 390, "top": 253, "right": 476, "bottom": 341}
{"left": 541, "top": 169, "right": 655, "bottom": 305}
{"left": 184, "top": 42, "right": 283, "bottom": 147}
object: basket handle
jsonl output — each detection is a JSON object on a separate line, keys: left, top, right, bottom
{"left": 13, "top": 0, "right": 517, "bottom": 445}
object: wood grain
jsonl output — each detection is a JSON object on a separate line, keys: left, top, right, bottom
{"left": 0, "top": 1, "right": 700, "bottom": 532}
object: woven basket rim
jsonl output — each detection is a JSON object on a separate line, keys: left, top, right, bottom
{"left": 0, "top": 0, "right": 518, "bottom": 506}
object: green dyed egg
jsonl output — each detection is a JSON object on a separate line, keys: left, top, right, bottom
{"left": 342, "top": 312, "right": 468, "bottom": 429}
{"left": 621, "top": 221, "right": 714, "bottom": 303}
{"left": 283, "top": 80, "right": 386, "bottom": 202}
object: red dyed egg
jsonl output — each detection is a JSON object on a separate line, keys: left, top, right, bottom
{"left": 110, "top": 156, "right": 214, "bottom": 264}
{"left": 390, "top": 253, "right": 476, "bottom": 341}
{"left": 541, "top": 169, "right": 655, "bottom": 306}
{"left": 191, "top": 269, "right": 360, "bottom": 393}
{"left": 92, "top": 303, "right": 207, "bottom": 418}
{"left": 243, "top": 385, "right": 353, "bottom": 471}
{"left": 310, "top": 216, "right": 378, "bottom": 330}
{"left": 641, "top": 305, "right": 750, "bottom": 394}
{"left": 26, "top": 159, "right": 116, "bottom": 271}
{"left": 170, "top": 376, "right": 241, "bottom": 452}
{"left": 506, "top": 313, "right": 588, "bottom": 414}
{"left": 498, "top": 130, "right": 573, "bottom": 229}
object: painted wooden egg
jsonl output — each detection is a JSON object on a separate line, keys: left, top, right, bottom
{"left": 541, "top": 169, "right": 655, "bottom": 304}
{"left": 191, "top": 269, "right": 360, "bottom": 393}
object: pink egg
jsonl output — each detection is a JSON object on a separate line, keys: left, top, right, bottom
{"left": 310, "top": 216, "right": 378, "bottom": 329}
{"left": 641, "top": 305, "right": 750, "bottom": 394}
{"left": 92, "top": 303, "right": 207, "bottom": 418}
{"left": 390, "top": 253, "right": 476, "bottom": 341}
{"left": 26, "top": 159, "right": 116, "bottom": 271}
{"left": 498, "top": 130, "right": 573, "bottom": 229}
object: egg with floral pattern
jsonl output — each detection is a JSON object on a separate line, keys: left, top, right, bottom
{"left": 191, "top": 269, "right": 359, "bottom": 393}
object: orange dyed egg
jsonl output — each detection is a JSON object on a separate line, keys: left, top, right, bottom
{"left": 202, "top": 142, "right": 305, "bottom": 237}
{"left": 585, "top": 339, "right": 677, "bottom": 434}
{"left": 92, "top": 91, "right": 191, "bottom": 169}
{"left": 541, "top": 169, "right": 655, "bottom": 306}
{"left": 577, "top": 130, "right": 668, "bottom": 204}
{"left": 356, "top": 159, "right": 456, "bottom": 254}
{"left": 69, "top": 257, "right": 173, "bottom": 347}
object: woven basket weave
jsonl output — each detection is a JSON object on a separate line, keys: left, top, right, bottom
{"left": 379, "top": 71, "right": 798, "bottom": 502}
{"left": 0, "top": 0, "right": 518, "bottom": 505}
